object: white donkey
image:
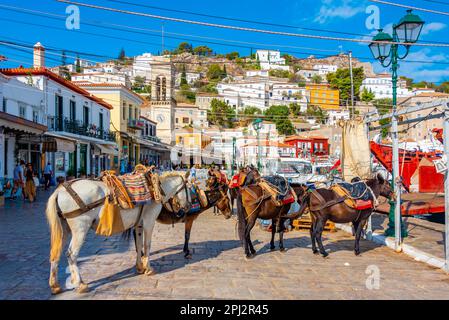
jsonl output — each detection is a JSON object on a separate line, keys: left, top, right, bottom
{"left": 45, "top": 172, "right": 190, "bottom": 295}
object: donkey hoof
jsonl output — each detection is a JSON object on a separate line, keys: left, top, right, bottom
{"left": 136, "top": 265, "right": 145, "bottom": 274}
{"left": 76, "top": 283, "right": 89, "bottom": 294}
{"left": 321, "top": 252, "right": 329, "bottom": 258}
{"left": 280, "top": 247, "right": 287, "bottom": 252}
{"left": 354, "top": 251, "right": 361, "bottom": 256}
{"left": 270, "top": 246, "right": 275, "bottom": 251}
{"left": 184, "top": 253, "right": 192, "bottom": 259}
{"left": 145, "top": 267, "right": 156, "bottom": 276}
{"left": 244, "top": 254, "right": 255, "bottom": 261}
{"left": 50, "top": 285, "right": 62, "bottom": 295}
{"left": 312, "top": 249, "right": 319, "bottom": 255}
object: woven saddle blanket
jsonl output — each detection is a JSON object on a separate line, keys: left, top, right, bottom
{"left": 118, "top": 173, "right": 153, "bottom": 205}
{"left": 336, "top": 181, "right": 371, "bottom": 201}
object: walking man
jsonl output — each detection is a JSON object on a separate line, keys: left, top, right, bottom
{"left": 43, "top": 161, "right": 53, "bottom": 191}
{"left": 11, "top": 160, "right": 25, "bottom": 199}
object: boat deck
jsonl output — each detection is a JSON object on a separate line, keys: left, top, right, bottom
{"left": 376, "top": 193, "right": 445, "bottom": 216}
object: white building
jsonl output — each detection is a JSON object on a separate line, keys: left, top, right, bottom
{"left": 0, "top": 72, "right": 47, "bottom": 179}
{"left": 270, "top": 82, "right": 308, "bottom": 109}
{"left": 361, "top": 74, "right": 413, "bottom": 99}
{"left": 175, "top": 71, "right": 202, "bottom": 87}
{"left": 241, "top": 140, "right": 296, "bottom": 169}
{"left": 175, "top": 103, "right": 208, "bottom": 129}
{"left": 327, "top": 109, "right": 350, "bottom": 126}
{"left": 245, "top": 70, "right": 269, "bottom": 78}
{"left": 256, "top": 50, "right": 290, "bottom": 71}
{"left": 217, "top": 80, "right": 269, "bottom": 111}
{"left": 71, "top": 72, "right": 131, "bottom": 88}
{"left": 313, "top": 64, "right": 338, "bottom": 76}
{"left": 132, "top": 53, "right": 153, "bottom": 82}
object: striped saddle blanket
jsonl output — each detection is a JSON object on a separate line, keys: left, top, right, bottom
{"left": 118, "top": 173, "right": 153, "bottom": 205}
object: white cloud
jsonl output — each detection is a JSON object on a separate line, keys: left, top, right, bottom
{"left": 314, "top": 0, "right": 366, "bottom": 24}
{"left": 395, "top": 48, "right": 449, "bottom": 82}
{"left": 420, "top": 22, "right": 447, "bottom": 36}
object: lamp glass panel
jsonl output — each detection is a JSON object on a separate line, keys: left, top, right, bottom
{"left": 379, "top": 43, "right": 392, "bottom": 59}
{"left": 369, "top": 43, "right": 380, "bottom": 59}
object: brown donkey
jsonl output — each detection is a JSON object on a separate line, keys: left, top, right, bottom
{"left": 296, "top": 174, "right": 393, "bottom": 257}
{"left": 236, "top": 169, "right": 302, "bottom": 259}
{"left": 156, "top": 174, "right": 232, "bottom": 258}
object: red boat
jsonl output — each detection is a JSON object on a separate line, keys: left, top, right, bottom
{"left": 370, "top": 141, "right": 442, "bottom": 191}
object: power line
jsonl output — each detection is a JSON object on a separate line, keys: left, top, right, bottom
{"left": 370, "top": 0, "right": 449, "bottom": 16}
{"left": 57, "top": 0, "right": 449, "bottom": 48}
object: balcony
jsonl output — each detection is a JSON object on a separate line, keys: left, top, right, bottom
{"left": 142, "top": 135, "right": 161, "bottom": 143}
{"left": 47, "top": 116, "right": 116, "bottom": 142}
{"left": 128, "top": 119, "right": 145, "bottom": 130}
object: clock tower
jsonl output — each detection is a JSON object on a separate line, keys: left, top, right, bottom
{"left": 141, "top": 55, "right": 176, "bottom": 145}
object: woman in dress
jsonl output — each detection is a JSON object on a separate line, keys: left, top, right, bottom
{"left": 24, "top": 163, "right": 36, "bottom": 202}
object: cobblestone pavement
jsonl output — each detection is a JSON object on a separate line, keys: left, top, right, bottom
{"left": 1, "top": 190, "right": 449, "bottom": 300}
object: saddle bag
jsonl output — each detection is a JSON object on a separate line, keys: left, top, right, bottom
{"left": 96, "top": 196, "right": 125, "bottom": 236}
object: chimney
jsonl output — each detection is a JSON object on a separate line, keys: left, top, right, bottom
{"left": 33, "top": 42, "right": 45, "bottom": 68}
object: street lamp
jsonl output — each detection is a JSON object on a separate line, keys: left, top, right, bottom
{"left": 369, "top": 10, "right": 424, "bottom": 244}
{"left": 253, "top": 118, "right": 263, "bottom": 172}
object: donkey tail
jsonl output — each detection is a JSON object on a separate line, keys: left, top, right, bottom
{"left": 46, "top": 191, "right": 63, "bottom": 262}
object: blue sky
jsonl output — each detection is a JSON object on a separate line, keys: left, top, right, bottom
{"left": 1, "top": 0, "right": 449, "bottom": 82}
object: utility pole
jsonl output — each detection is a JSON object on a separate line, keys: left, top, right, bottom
{"left": 161, "top": 23, "right": 165, "bottom": 54}
{"left": 349, "top": 51, "right": 355, "bottom": 118}
{"left": 231, "top": 136, "right": 236, "bottom": 176}
{"left": 443, "top": 101, "right": 449, "bottom": 272}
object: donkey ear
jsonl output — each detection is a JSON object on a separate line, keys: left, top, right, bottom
{"left": 377, "top": 173, "right": 385, "bottom": 184}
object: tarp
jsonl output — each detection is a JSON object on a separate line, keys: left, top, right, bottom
{"left": 340, "top": 119, "right": 372, "bottom": 182}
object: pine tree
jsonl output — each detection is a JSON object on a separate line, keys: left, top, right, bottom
{"left": 118, "top": 48, "right": 126, "bottom": 61}
{"left": 75, "top": 55, "right": 81, "bottom": 73}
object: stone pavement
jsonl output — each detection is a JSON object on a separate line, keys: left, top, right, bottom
{"left": 1, "top": 189, "right": 449, "bottom": 300}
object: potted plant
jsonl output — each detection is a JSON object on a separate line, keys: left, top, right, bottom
{"left": 66, "top": 168, "right": 75, "bottom": 181}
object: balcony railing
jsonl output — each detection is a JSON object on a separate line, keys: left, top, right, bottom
{"left": 128, "top": 119, "right": 145, "bottom": 130}
{"left": 142, "top": 135, "right": 161, "bottom": 143}
{"left": 47, "top": 116, "right": 116, "bottom": 142}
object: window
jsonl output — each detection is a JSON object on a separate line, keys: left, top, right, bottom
{"left": 183, "top": 117, "right": 190, "bottom": 124}
{"left": 83, "top": 106, "right": 89, "bottom": 125}
{"left": 19, "top": 103, "right": 26, "bottom": 118}
{"left": 70, "top": 101, "right": 76, "bottom": 121}
{"left": 32, "top": 110, "right": 38, "bottom": 123}
{"left": 129, "top": 105, "right": 132, "bottom": 120}
{"left": 122, "top": 102, "right": 126, "bottom": 120}
{"left": 2, "top": 97, "right": 6, "bottom": 112}
{"left": 99, "top": 112, "right": 104, "bottom": 132}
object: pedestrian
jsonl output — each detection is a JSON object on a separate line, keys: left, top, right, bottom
{"left": 24, "top": 163, "right": 36, "bottom": 202}
{"left": 43, "top": 161, "right": 53, "bottom": 191}
{"left": 11, "top": 160, "right": 25, "bottom": 199}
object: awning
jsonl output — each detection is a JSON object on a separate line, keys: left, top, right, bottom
{"left": 93, "top": 143, "right": 118, "bottom": 156}
{"left": 0, "top": 113, "right": 47, "bottom": 135}
{"left": 42, "top": 136, "right": 76, "bottom": 153}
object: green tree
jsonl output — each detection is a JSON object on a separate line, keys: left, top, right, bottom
{"left": 305, "top": 105, "right": 328, "bottom": 124}
{"left": 400, "top": 76, "right": 414, "bottom": 89}
{"left": 311, "top": 74, "right": 323, "bottom": 84}
{"left": 179, "top": 83, "right": 196, "bottom": 103}
{"left": 327, "top": 67, "right": 365, "bottom": 106}
{"left": 180, "top": 65, "right": 188, "bottom": 86}
{"left": 269, "top": 69, "right": 291, "bottom": 78}
{"left": 75, "top": 55, "right": 82, "bottom": 73}
{"left": 207, "top": 99, "right": 236, "bottom": 128}
{"left": 373, "top": 98, "right": 393, "bottom": 138}
{"left": 176, "top": 42, "right": 193, "bottom": 54}
{"left": 194, "top": 45, "right": 213, "bottom": 56}
{"left": 226, "top": 51, "right": 240, "bottom": 60}
{"left": 207, "top": 64, "right": 225, "bottom": 81}
{"left": 289, "top": 102, "right": 302, "bottom": 116}
{"left": 118, "top": 48, "right": 126, "bottom": 61}
{"left": 361, "top": 87, "right": 375, "bottom": 102}
{"left": 264, "top": 105, "right": 295, "bottom": 136}
{"left": 437, "top": 81, "right": 449, "bottom": 93}
{"left": 412, "top": 81, "right": 436, "bottom": 89}
{"left": 132, "top": 76, "right": 146, "bottom": 91}
{"left": 222, "top": 64, "right": 227, "bottom": 78}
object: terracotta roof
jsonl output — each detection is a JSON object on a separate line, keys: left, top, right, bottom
{"left": 415, "top": 92, "right": 449, "bottom": 98}
{"left": 284, "top": 135, "right": 328, "bottom": 141}
{"left": 0, "top": 67, "right": 113, "bottom": 110}
{"left": 76, "top": 82, "right": 144, "bottom": 102}
{"left": 243, "top": 140, "right": 293, "bottom": 148}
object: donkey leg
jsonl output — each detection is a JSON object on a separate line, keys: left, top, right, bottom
{"left": 183, "top": 216, "right": 194, "bottom": 259}
{"left": 142, "top": 204, "right": 161, "bottom": 276}
{"left": 310, "top": 215, "right": 319, "bottom": 254}
{"left": 354, "top": 218, "right": 367, "bottom": 256}
{"left": 66, "top": 224, "right": 90, "bottom": 293}
{"left": 134, "top": 224, "right": 145, "bottom": 274}
{"left": 270, "top": 219, "right": 277, "bottom": 251}
{"left": 49, "top": 220, "right": 69, "bottom": 295}
{"left": 315, "top": 219, "right": 328, "bottom": 257}
{"left": 245, "top": 216, "right": 257, "bottom": 256}
{"left": 279, "top": 219, "right": 286, "bottom": 252}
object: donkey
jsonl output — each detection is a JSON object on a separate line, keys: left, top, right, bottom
{"left": 45, "top": 172, "right": 190, "bottom": 295}
{"left": 296, "top": 174, "right": 393, "bottom": 257}
{"left": 155, "top": 173, "right": 232, "bottom": 259}
{"left": 236, "top": 168, "right": 302, "bottom": 259}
